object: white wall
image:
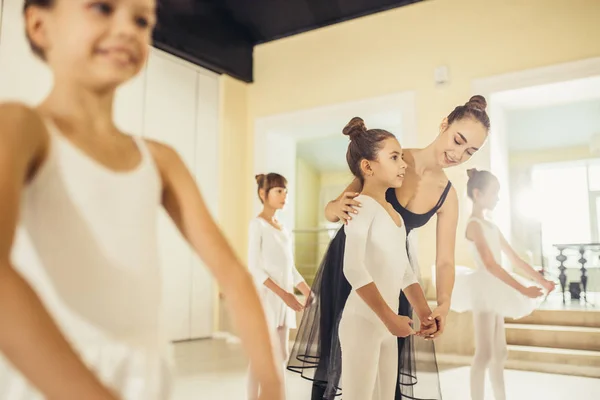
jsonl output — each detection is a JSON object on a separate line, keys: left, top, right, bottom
{"left": 0, "top": 0, "right": 218, "bottom": 342}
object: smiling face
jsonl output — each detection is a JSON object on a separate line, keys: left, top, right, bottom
{"left": 25, "top": 0, "right": 157, "bottom": 91}
{"left": 436, "top": 117, "right": 489, "bottom": 168}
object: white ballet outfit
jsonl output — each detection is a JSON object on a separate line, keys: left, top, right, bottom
{"left": 451, "top": 217, "right": 541, "bottom": 319}
{"left": 247, "top": 217, "right": 306, "bottom": 330}
{"left": 339, "top": 195, "right": 417, "bottom": 400}
{"left": 0, "top": 121, "right": 172, "bottom": 399}
{"left": 246, "top": 217, "right": 306, "bottom": 400}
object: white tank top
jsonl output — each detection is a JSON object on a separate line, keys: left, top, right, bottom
{"left": 12, "top": 120, "right": 163, "bottom": 349}
{"left": 467, "top": 216, "right": 506, "bottom": 272}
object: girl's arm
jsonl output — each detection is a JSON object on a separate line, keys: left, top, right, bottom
{"left": 467, "top": 221, "right": 542, "bottom": 298}
{"left": 248, "top": 220, "right": 303, "bottom": 311}
{"left": 428, "top": 186, "right": 458, "bottom": 338}
{"left": 296, "top": 281, "right": 311, "bottom": 300}
{"left": 324, "top": 178, "right": 362, "bottom": 224}
{"left": 499, "top": 232, "right": 555, "bottom": 291}
{"left": 0, "top": 104, "right": 118, "bottom": 400}
{"left": 401, "top": 264, "right": 434, "bottom": 337}
{"left": 291, "top": 256, "right": 311, "bottom": 299}
{"left": 403, "top": 283, "right": 435, "bottom": 337}
{"left": 149, "top": 141, "right": 282, "bottom": 398}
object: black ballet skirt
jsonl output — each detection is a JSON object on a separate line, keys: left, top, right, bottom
{"left": 287, "top": 182, "right": 452, "bottom": 400}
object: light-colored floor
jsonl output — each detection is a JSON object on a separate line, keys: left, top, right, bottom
{"left": 171, "top": 338, "right": 600, "bottom": 400}
{"left": 539, "top": 291, "right": 598, "bottom": 310}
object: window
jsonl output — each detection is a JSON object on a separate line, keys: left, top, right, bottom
{"left": 529, "top": 159, "right": 600, "bottom": 260}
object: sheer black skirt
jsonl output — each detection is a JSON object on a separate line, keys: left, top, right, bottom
{"left": 286, "top": 228, "right": 442, "bottom": 399}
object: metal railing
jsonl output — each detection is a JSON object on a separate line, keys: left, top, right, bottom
{"left": 552, "top": 243, "right": 600, "bottom": 305}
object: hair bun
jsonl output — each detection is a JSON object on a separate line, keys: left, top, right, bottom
{"left": 466, "top": 95, "right": 487, "bottom": 112}
{"left": 466, "top": 168, "right": 478, "bottom": 179}
{"left": 255, "top": 174, "right": 265, "bottom": 184}
{"left": 343, "top": 117, "right": 367, "bottom": 139}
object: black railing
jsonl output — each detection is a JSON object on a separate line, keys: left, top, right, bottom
{"left": 552, "top": 243, "right": 600, "bottom": 304}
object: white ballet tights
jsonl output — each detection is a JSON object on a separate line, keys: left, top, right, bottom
{"left": 247, "top": 326, "right": 289, "bottom": 400}
{"left": 470, "top": 312, "right": 508, "bottom": 400}
{"left": 339, "top": 312, "right": 398, "bottom": 400}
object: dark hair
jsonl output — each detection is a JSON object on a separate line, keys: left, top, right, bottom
{"left": 343, "top": 117, "right": 395, "bottom": 183}
{"left": 466, "top": 168, "right": 496, "bottom": 199}
{"left": 447, "top": 95, "right": 490, "bottom": 131}
{"left": 23, "top": 0, "right": 55, "bottom": 60}
{"left": 255, "top": 173, "right": 287, "bottom": 204}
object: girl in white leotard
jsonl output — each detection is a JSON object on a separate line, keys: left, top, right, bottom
{"left": 337, "top": 117, "right": 432, "bottom": 400}
{"left": 0, "top": 1, "right": 282, "bottom": 399}
{"left": 453, "top": 168, "right": 555, "bottom": 400}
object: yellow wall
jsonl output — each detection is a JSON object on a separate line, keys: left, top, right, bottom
{"left": 294, "top": 158, "right": 321, "bottom": 273}
{"left": 218, "top": 75, "right": 250, "bottom": 260}
{"left": 243, "top": 0, "right": 600, "bottom": 278}
{"left": 320, "top": 170, "right": 354, "bottom": 188}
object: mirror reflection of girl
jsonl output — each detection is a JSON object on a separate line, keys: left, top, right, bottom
{"left": 452, "top": 169, "right": 555, "bottom": 400}
{"left": 247, "top": 174, "right": 311, "bottom": 400}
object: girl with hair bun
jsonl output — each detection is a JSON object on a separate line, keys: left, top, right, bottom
{"left": 248, "top": 173, "right": 311, "bottom": 400}
{"left": 0, "top": 1, "right": 283, "bottom": 399}
{"left": 453, "top": 168, "right": 555, "bottom": 400}
{"left": 288, "top": 118, "right": 433, "bottom": 399}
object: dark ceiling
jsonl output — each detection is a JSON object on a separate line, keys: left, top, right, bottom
{"left": 154, "top": 0, "right": 424, "bottom": 83}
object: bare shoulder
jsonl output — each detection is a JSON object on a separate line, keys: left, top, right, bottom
{"left": 143, "top": 138, "right": 183, "bottom": 173}
{"left": 465, "top": 219, "right": 483, "bottom": 241}
{"left": 0, "top": 102, "right": 48, "bottom": 143}
{"left": 0, "top": 102, "right": 49, "bottom": 175}
{"left": 438, "top": 183, "right": 457, "bottom": 214}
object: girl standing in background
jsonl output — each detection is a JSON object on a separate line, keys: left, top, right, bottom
{"left": 453, "top": 168, "right": 555, "bottom": 400}
{"left": 248, "top": 173, "right": 311, "bottom": 400}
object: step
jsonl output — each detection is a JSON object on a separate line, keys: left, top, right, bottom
{"left": 506, "top": 323, "right": 600, "bottom": 352}
{"left": 506, "top": 345, "right": 600, "bottom": 378}
{"left": 507, "top": 308, "right": 600, "bottom": 328}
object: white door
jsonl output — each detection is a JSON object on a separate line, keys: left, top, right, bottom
{"left": 114, "top": 66, "right": 147, "bottom": 136}
{"left": 189, "top": 70, "right": 219, "bottom": 338}
{"left": 143, "top": 50, "right": 198, "bottom": 342}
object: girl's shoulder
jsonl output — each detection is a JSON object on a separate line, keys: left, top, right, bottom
{"left": 249, "top": 216, "right": 263, "bottom": 228}
{"left": 0, "top": 102, "right": 49, "bottom": 141}
{"left": 466, "top": 216, "right": 497, "bottom": 238}
{"left": 0, "top": 103, "right": 50, "bottom": 178}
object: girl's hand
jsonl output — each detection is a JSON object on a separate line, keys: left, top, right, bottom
{"left": 304, "top": 291, "right": 315, "bottom": 308}
{"left": 521, "top": 286, "right": 543, "bottom": 298}
{"left": 331, "top": 192, "right": 361, "bottom": 224}
{"left": 542, "top": 279, "right": 556, "bottom": 293}
{"left": 385, "top": 315, "right": 415, "bottom": 338}
{"left": 427, "top": 302, "right": 450, "bottom": 339}
{"left": 282, "top": 292, "right": 304, "bottom": 312}
{"left": 416, "top": 318, "right": 438, "bottom": 339}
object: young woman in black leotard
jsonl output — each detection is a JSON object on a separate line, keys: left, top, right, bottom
{"left": 287, "top": 96, "right": 490, "bottom": 400}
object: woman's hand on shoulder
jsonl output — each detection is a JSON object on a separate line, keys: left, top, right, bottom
{"left": 329, "top": 192, "right": 362, "bottom": 225}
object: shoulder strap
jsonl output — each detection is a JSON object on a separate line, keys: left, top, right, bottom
{"left": 433, "top": 181, "right": 452, "bottom": 210}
